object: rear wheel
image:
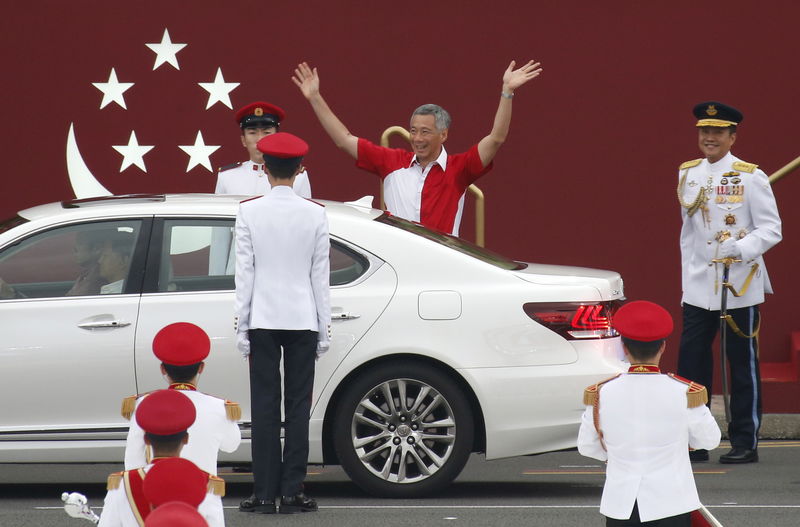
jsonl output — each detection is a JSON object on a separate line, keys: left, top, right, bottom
{"left": 332, "top": 362, "right": 474, "bottom": 498}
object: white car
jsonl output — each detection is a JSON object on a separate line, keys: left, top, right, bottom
{"left": 0, "top": 194, "right": 626, "bottom": 497}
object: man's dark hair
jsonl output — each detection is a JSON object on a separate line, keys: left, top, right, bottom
{"left": 621, "top": 336, "right": 664, "bottom": 362}
{"left": 727, "top": 125, "right": 737, "bottom": 134}
{"left": 145, "top": 431, "right": 188, "bottom": 453}
{"left": 263, "top": 154, "right": 302, "bottom": 180}
{"left": 163, "top": 362, "right": 202, "bottom": 383}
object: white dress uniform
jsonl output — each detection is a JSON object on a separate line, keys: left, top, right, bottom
{"left": 577, "top": 370, "right": 721, "bottom": 523}
{"left": 678, "top": 151, "right": 782, "bottom": 310}
{"left": 97, "top": 463, "right": 224, "bottom": 527}
{"left": 214, "top": 161, "right": 312, "bottom": 197}
{"left": 123, "top": 389, "right": 241, "bottom": 476}
{"left": 234, "top": 185, "right": 330, "bottom": 343}
{"left": 210, "top": 162, "right": 313, "bottom": 275}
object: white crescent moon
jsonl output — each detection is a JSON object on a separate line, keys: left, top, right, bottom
{"left": 66, "top": 122, "right": 113, "bottom": 199}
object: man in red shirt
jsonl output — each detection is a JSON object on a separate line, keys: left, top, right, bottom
{"left": 292, "top": 60, "right": 542, "bottom": 236}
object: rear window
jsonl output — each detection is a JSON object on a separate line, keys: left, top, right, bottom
{"left": 376, "top": 213, "right": 526, "bottom": 271}
{"left": 0, "top": 215, "right": 28, "bottom": 236}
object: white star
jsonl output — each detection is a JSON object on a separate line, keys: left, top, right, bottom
{"left": 92, "top": 68, "right": 134, "bottom": 109}
{"left": 145, "top": 28, "right": 187, "bottom": 70}
{"left": 112, "top": 131, "right": 155, "bottom": 172}
{"left": 198, "top": 67, "right": 240, "bottom": 109}
{"left": 178, "top": 131, "right": 220, "bottom": 172}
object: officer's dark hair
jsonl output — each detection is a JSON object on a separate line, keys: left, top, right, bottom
{"left": 727, "top": 125, "right": 737, "bottom": 134}
{"left": 162, "top": 362, "right": 202, "bottom": 383}
{"left": 262, "top": 154, "right": 303, "bottom": 180}
{"left": 621, "top": 336, "right": 665, "bottom": 362}
{"left": 145, "top": 430, "right": 188, "bottom": 451}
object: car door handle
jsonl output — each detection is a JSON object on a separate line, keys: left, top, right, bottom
{"left": 331, "top": 311, "right": 360, "bottom": 320}
{"left": 78, "top": 320, "right": 131, "bottom": 330}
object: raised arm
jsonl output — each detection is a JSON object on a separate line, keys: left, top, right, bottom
{"left": 292, "top": 62, "right": 359, "bottom": 159}
{"left": 477, "top": 59, "right": 542, "bottom": 167}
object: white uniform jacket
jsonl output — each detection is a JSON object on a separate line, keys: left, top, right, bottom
{"left": 678, "top": 152, "right": 781, "bottom": 310}
{"left": 123, "top": 390, "right": 241, "bottom": 476}
{"left": 234, "top": 186, "right": 330, "bottom": 345}
{"left": 210, "top": 162, "right": 312, "bottom": 275}
{"left": 577, "top": 372, "right": 721, "bottom": 522}
{"left": 97, "top": 463, "right": 224, "bottom": 527}
{"left": 215, "top": 161, "right": 312, "bottom": 198}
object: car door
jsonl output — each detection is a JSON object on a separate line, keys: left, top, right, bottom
{"left": 0, "top": 219, "right": 148, "bottom": 445}
{"left": 133, "top": 218, "right": 397, "bottom": 429}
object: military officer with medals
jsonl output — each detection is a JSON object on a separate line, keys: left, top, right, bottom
{"left": 578, "top": 301, "right": 721, "bottom": 526}
{"left": 234, "top": 132, "right": 330, "bottom": 514}
{"left": 99, "top": 390, "right": 225, "bottom": 527}
{"left": 214, "top": 101, "right": 312, "bottom": 197}
{"left": 676, "top": 101, "right": 782, "bottom": 464}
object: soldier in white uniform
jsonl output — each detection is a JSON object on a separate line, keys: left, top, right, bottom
{"left": 99, "top": 390, "right": 225, "bottom": 527}
{"left": 676, "top": 101, "right": 782, "bottom": 464}
{"left": 578, "top": 301, "right": 721, "bottom": 526}
{"left": 214, "top": 101, "right": 312, "bottom": 197}
{"left": 123, "top": 322, "right": 241, "bottom": 477}
{"left": 211, "top": 102, "right": 313, "bottom": 275}
{"left": 235, "top": 132, "right": 330, "bottom": 515}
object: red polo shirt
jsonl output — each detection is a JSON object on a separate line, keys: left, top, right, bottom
{"left": 356, "top": 138, "right": 492, "bottom": 235}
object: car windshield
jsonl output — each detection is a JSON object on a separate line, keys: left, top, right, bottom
{"left": 376, "top": 213, "right": 526, "bottom": 270}
{"left": 0, "top": 215, "right": 28, "bottom": 236}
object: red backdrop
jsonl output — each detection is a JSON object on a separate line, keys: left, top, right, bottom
{"left": 2, "top": 1, "right": 798, "bottom": 408}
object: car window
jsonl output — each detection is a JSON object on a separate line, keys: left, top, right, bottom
{"left": 154, "top": 220, "right": 371, "bottom": 292}
{"left": 157, "top": 219, "right": 236, "bottom": 293}
{"left": 0, "top": 220, "right": 143, "bottom": 299}
{"left": 375, "top": 213, "right": 527, "bottom": 270}
{"left": 330, "top": 241, "right": 369, "bottom": 286}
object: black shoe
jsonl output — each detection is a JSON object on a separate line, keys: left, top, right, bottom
{"left": 719, "top": 447, "right": 758, "bottom": 464}
{"left": 279, "top": 492, "right": 318, "bottom": 514}
{"left": 239, "top": 495, "right": 277, "bottom": 514}
{"left": 689, "top": 449, "right": 709, "bottom": 462}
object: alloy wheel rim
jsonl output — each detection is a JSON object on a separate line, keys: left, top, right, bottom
{"left": 350, "top": 378, "right": 457, "bottom": 484}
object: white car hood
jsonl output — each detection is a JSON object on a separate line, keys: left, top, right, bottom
{"left": 512, "top": 263, "right": 624, "bottom": 300}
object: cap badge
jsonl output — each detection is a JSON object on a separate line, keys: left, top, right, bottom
{"left": 706, "top": 105, "right": 718, "bottom": 116}
{"left": 254, "top": 107, "right": 264, "bottom": 116}
{"left": 724, "top": 213, "right": 736, "bottom": 225}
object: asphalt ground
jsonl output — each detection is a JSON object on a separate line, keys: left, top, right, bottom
{"left": 2, "top": 440, "right": 799, "bottom": 526}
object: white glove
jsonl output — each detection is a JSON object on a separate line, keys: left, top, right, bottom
{"left": 62, "top": 492, "right": 100, "bottom": 523}
{"left": 316, "top": 340, "right": 330, "bottom": 359}
{"left": 236, "top": 331, "right": 251, "bottom": 359}
{"left": 720, "top": 238, "right": 741, "bottom": 258}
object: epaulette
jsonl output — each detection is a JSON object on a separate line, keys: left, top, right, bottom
{"left": 679, "top": 159, "right": 702, "bottom": 170}
{"left": 107, "top": 471, "right": 123, "bottom": 490}
{"left": 225, "top": 400, "right": 242, "bottom": 421}
{"left": 208, "top": 475, "right": 226, "bottom": 497}
{"left": 121, "top": 393, "right": 149, "bottom": 420}
{"left": 732, "top": 160, "right": 758, "bottom": 173}
{"left": 667, "top": 373, "right": 709, "bottom": 408}
{"left": 218, "top": 162, "right": 242, "bottom": 173}
{"left": 583, "top": 374, "right": 621, "bottom": 406}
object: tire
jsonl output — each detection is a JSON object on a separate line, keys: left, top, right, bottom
{"left": 332, "top": 361, "right": 474, "bottom": 498}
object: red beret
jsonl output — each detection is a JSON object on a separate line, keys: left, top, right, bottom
{"left": 235, "top": 101, "right": 285, "bottom": 128}
{"left": 152, "top": 323, "right": 210, "bottom": 366}
{"left": 143, "top": 458, "right": 208, "bottom": 508}
{"left": 145, "top": 501, "right": 208, "bottom": 527}
{"left": 257, "top": 132, "right": 309, "bottom": 158}
{"left": 614, "top": 300, "right": 673, "bottom": 342}
{"left": 135, "top": 390, "right": 196, "bottom": 435}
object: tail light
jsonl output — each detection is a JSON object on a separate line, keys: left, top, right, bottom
{"left": 524, "top": 301, "right": 621, "bottom": 340}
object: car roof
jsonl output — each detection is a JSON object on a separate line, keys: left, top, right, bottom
{"left": 17, "top": 194, "right": 384, "bottom": 223}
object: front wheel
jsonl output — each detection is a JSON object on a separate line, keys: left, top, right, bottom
{"left": 332, "top": 362, "right": 475, "bottom": 498}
